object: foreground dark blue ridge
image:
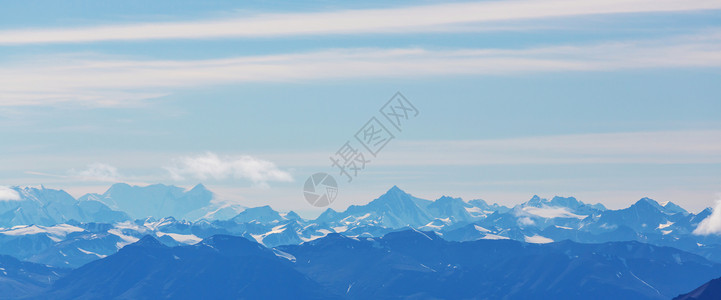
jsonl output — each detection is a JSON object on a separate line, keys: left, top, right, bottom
{"left": 3, "top": 230, "right": 717, "bottom": 300}
{"left": 0, "top": 255, "right": 69, "bottom": 299}
{"left": 675, "top": 276, "right": 721, "bottom": 300}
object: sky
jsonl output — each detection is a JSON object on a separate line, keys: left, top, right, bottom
{"left": 0, "top": 0, "right": 720, "bottom": 217}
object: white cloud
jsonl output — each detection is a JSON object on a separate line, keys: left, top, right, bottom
{"left": 518, "top": 217, "right": 535, "bottom": 226}
{"left": 693, "top": 197, "right": 721, "bottom": 235}
{"left": 0, "top": 0, "right": 719, "bottom": 44}
{"left": 166, "top": 152, "right": 293, "bottom": 187}
{"left": 1, "top": 32, "right": 720, "bottom": 106}
{"left": 0, "top": 186, "right": 21, "bottom": 201}
{"left": 68, "top": 163, "right": 122, "bottom": 182}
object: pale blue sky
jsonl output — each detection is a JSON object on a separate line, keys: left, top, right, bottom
{"left": 1, "top": 0, "right": 720, "bottom": 217}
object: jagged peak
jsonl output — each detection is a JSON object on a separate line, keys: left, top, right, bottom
{"left": 630, "top": 197, "right": 668, "bottom": 213}
{"left": 633, "top": 197, "right": 664, "bottom": 209}
{"left": 430, "top": 196, "right": 469, "bottom": 209}
{"left": 637, "top": 197, "right": 660, "bottom": 205}
{"left": 322, "top": 207, "right": 337, "bottom": 213}
{"left": 188, "top": 183, "right": 209, "bottom": 192}
{"left": 379, "top": 185, "right": 411, "bottom": 198}
{"left": 240, "top": 205, "right": 277, "bottom": 213}
{"left": 323, "top": 232, "right": 346, "bottom": 239}
{"left": 157, "top": 216, "right": 177, "bottom": 223}
{"left": 130, "top": 235, "right": 164, "bottom": 248}
{"left": 106, "top": 182, "right": 132, "bottom": 192}
{"left": 662, "top": 201, "right": 688, "bottom": 214}
{"left": 284, "top": 211, "right": 302, "bottom": 220}
{"left": 436, "top": 195, "right": 462, "bottom": 202}
{"left": 375, "top": 185, "right": 416, "bottom": 202}
{"left": 231, "top": 205, "right": 283, "bottom": 223}
{"left": 548, "top": 196, "right": 600, "bottom": 210}
{"left": 388, "top": 185, "right": 404, "bottom": 192}
{"left": 314, "top": 208, "right": 340, "bottom": 223}
{"left": 523, "top": 195, "right": 547, "bottom": 207}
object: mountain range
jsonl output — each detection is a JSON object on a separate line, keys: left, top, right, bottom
{"left": 79, "top": 183, "right": 244, "bottom": 221}
{"left": 2, "top": 183, "right": 721, "bottom": 299}
{"left": 0, "top": 186, "right": 128, "bottom": 227}
{"left": 280, "top": 230, "right": 720, "bottom": 299}
{"left": 35, "top": 235, "right": 335, "bottom": 300}
{"left": 7, "top": 230, "right": 718, "bottom": 299}
{"left": 2, "top": 184, "right": 721, "bottom": 268}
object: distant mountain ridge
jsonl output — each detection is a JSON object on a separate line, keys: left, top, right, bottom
{"left": 79, "top": 183, "right": 224, "bottom": 220}
{"left": 2, "top": 183, "right": 721, "bottom": 271}
{"left": 2, "top": 184, "right": 721, "bottom": 299}
{"left": 0, "top": 186, "right": 128, "bottom": 227}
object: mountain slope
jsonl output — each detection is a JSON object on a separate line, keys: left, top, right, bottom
{"left": 341, "top": 185, "right": 434, "bottom": 228}
{"left": 0, "top": 186, "right": 128, "bottom": 227}
{"left": 80, "top": 183, "right": 213, "bottom": 220}
{"left": 280, "top": 230, "right": 721, "bottom": 300}
{"left": 38, "top": 235, "right": 337, "bottom": 300}
{"left": 0, "top": 254, "right": 69, "bottom": 300}
{"left": 675, "top": 276, "right": 721, "bottom": 300}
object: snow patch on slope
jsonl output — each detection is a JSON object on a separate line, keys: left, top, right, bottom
{"left": 481, "top": 234, "right": 509, "bottom": 240}
{"left": 658, "top": 221, "right": 674, "bottom": 229}
{"left": 474, "top": 225, "right": 491, "bottom": 233}
{"left": 0, "top": 224, "right": 84, "bottom": 241}
{"left": 524, "top": 235, "right": 554, "bottom": 244}
{"left": 156, "top": 232, "right": 202, "bottom": 244}
{"left": 272, "top": 249, "right": 296, "bottom": 262}
{"left": 108, "top": 229, "right": 140, "bottom": 249}
{"left": 77, "top": 247, "right": 107, "bottom": 258}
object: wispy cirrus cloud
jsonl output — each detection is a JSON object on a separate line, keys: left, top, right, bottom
{"left": 24, "top": 163, "right": 125, "bottom": 183}
{"left": 0, "top": 0, "right": 719, "bottom": 44}
{"left": 2, "top": 31, "right": 720, "bottom": 106}
{"left": 165, "top": 152, "right": 293, "bottom": 188}
{"left": 380, "top": 130, "right": 721, "bottom": 166}
{"left": 256, "top": 130, "right": 721, "bottom": 167}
